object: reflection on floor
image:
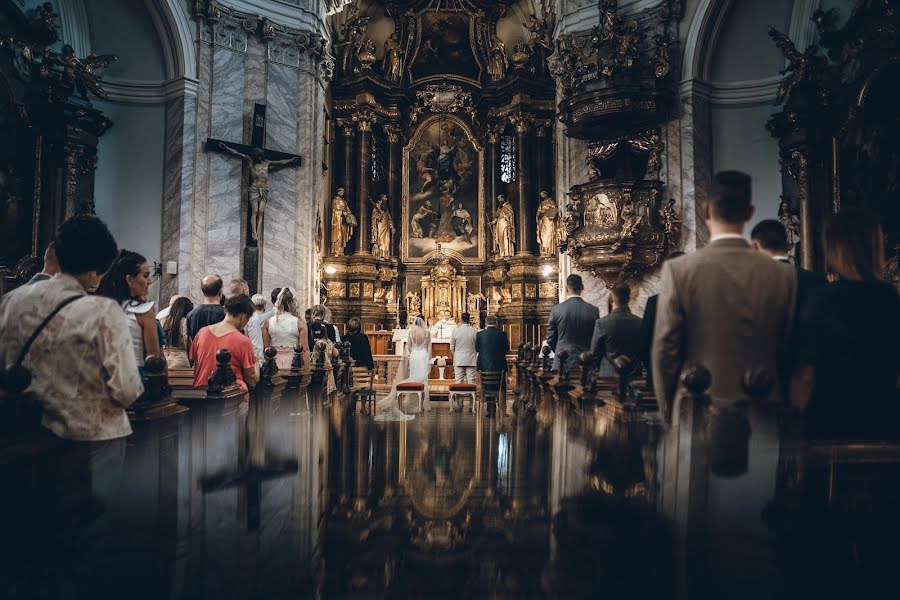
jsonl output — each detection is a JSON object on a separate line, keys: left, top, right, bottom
{"left": 1, "top": 385, "right": 898, "bottom": 599}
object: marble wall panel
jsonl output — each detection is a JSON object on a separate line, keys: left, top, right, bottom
{"left": 206, "top": 47, "right": 246, "bottom": 283}
{"left": 190, "top": 41, "right": 215, "bottom": 303}
{"left": 292, "top": 72, "right": 325, "bottom": 309}
{"left": 262, "top": 63, "right": 300, "bottom": 296}
{"left": 161, "top": 94, "right": 186, "bottom": 304}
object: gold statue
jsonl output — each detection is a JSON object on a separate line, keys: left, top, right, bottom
{"left": 331, "top": 187, "right": 357, "bottom": 255}
{"left": 660, "top": 197, "right": 681, "bottom": 248}
{"left": 491, "top": 195, "right": 516, "bottom": 258}
{"left": 212, "top": 141, "right": 300, "bottom": 241}
{"left": 371, "top": 194, "right": 394, "bottom": 259}
{"left": 612, "top": 202, "right": 642, "bottom": 251}
{"left": 536, "top": 190, "right": 559, "bottom": 257}
{"left": 487, "top": 39, "right": 508, "bottom": 81}
{"left": 383, "top": 32, "right": 404, "bottom": 82}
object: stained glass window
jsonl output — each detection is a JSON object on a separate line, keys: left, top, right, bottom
{"left": 500, "top": 133, "right": 516, "bottom": 183}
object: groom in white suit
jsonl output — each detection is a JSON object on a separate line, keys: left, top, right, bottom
{"left": 450, "top": 312, "right": 477, "bottom": 384}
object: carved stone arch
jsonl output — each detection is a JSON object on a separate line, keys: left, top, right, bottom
{"left": 681, "top": 0, "right": 733, "bottom": 82}
{"left": 145, "top": 0, "right": 197, "bottom": 80}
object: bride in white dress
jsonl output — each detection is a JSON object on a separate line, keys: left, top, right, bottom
{"left": 374, "top": 316, "right": 432, "bottom": 421}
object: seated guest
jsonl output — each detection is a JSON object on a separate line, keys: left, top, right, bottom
{"left": 246, "top": 293, "right": 268, "bottom": 363}
{"left": 793, "top": 209, "right": 900, "bottom": 437}
{"left": 186, "top": 274, "right": 225, "bottom": 339}
{"left": 97, "top": 250, "right": 161, "bottom": 376}
{"left": 639, "top": 252, "right": 684, "bottom": 386}
{"left": 263, "top": 287, "right": 309, "bottom": 370}
{"left": 751, "top": 219, "right": 825, "bottom": 310}
{"left": 345, "top": 316, "right": 374, "bottom": 370}
{"left": 228, "top": 278, "right": 250, "bottom": 299}
{"left": 590, "top": 284, "right": 643, "bottom": 376}
{"left": 26, "top": 242, "right": 59, "bottom": 284}
{"left": 0, "top": 215, "right": 143, "bottom": 440}
{"left": 161, "top": 296, "right": 194, "bottom": 369}
{"left": 476, "top": 315, "right": 510, "bottom": 373}
{"left": 156, "top": 294, "right": 183, "bottom": 322}
{"left": 190, "top": 294, "right": 259, "bottom": 391}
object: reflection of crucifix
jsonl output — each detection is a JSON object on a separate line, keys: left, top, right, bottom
{"left": 206, "top": 104, "right": 301, "bottom": 243}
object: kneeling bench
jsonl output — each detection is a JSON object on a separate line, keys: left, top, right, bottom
{"left": 448, "top": 383, "right": 477, "bottom": 413}
{"left": 396, "top": 381, "right": 425, "bottom": 414}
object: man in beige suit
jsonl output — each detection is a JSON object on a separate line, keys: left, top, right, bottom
{"left": 652, "top": 171, "right": 797, "bottom": 420}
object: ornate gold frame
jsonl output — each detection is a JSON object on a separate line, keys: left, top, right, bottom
{"left": 401, "top": 113, "right": 486, "bottom": 264}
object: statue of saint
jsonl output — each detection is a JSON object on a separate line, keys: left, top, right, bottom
{"left": 491, "top": 195, "right": 516, "bottom": 258}
{"left": 511, "top": 37, "right": 532, "bottom": 70}
{"left": 383, "top": 33, "right": 404, "bottom": 82}
{"left": 778, "top": 196, "right": 801, "bottom": 260}
{"left": 331, "top": 187, "right": 357, "bottom": 255}
{"left": 371, "top": 194, "right": 394, "bottom": 259}
{"left": 536, "top": 191, "right": 559, "bottom": 257}
{"left": 212, "top": 141, "right": 300, "bottom": 242}
{"left": 612, "top": 202, "right": 642, "bottom": 252}
{"left": 487, "top": 39, "right": 508, "bottom": 81}
{"left": 660, "top": 197, "right": 681, "bottom": 249}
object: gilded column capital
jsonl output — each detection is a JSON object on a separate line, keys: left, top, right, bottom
{"left": 337, "top": 119, "right": 355, "bottom": 137}
{"left": 509, "top": 113, "right": 533, "bottom": 134}
{"left": 385, "top": 124, "right": 401, "bottom": 144}
{"left": 353, "top": 111, "right": 377, "bottom": 132}
{"left": 486, "top": 123, "right": 504, "bottom": 144}
{"left": 534, "top": 120, "right": 552, "bottom": 138}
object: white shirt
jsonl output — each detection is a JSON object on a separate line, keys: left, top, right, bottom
{"left": 709, "top": 233, "right": 747, "bottom": 243}
{"left": 0, "top": 274, "right": 144, "bottom": 440}
{"left": 246, "top": 310, "right": 265, "bottom": 362}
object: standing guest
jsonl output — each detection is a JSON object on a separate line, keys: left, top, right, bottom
{"left": 26, "top": 242, "right": 59, "bottom": 284}
{"left": 450, "top": 312, "right": 477, "bottom": 384}
{"left": 156, "top": 294, "right": 183, "bottom": 323}
{"left": 309, "top": 320, "right": 340, "bottom": 395}
{"left": 245, "top": 293, "right": 268, "bottom": 363}
{"left": 161, "top": 296, "right": 194, "bottom": 369}
{"left": 228, "top": 278, "right": 250, "bottom": 299}
{"left": 547, "top": 274, "right": 600, "bottom": 369}
{"left": 304, "top": 308, "right": 312, "bottom": 324}
{"left": 792, "top": 209, "right": 900, "bottom": 437}
{"left": 345, "top": 316, "right": 374, "bottom": 370}
{"left": 186, "top": 275, "right": 225, "bottom": 339}
{"left": 638, "top": 251, "right": 684, "bottom": 386}
{"left": 652, "top": 171, "right": 796, "bottom": 420}
{"left": 190, "top": 294, "right": 259, "bottom": 392}
{"left": 590, "top": 284, "right": 643, "bottom": 376}
{"left": 0, "top": 215, "right": 143, "bottom": 440}
{"left": 260, "top": 287, "right": 280, "bottom": 325}
{"left": 309, "top": 305, "right": 339, "bottom": 349}
{"left": 263, "top": 287, "right": 309, "bottom": 370}
{"left": 97, "top": 250, "right": 161, "bottom": 376}
{"left": 751, "top": 218, "right": 825, "bottom": 311}
{"left": 476, "top": 315, "right": 510, "bottom": 373}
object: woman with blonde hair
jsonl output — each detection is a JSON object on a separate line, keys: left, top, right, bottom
{"left": 375, "top": 316, "right": 432, "bottom": 421}
{"left": 262, "top": 287, "right": 310, "bottom": 371}
{"left": 792, "top": 209, "right": 899, "bottom": 437}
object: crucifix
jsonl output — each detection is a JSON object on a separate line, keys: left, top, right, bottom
{"left": 206, "top": 104, "right": 302, "bottom": 244}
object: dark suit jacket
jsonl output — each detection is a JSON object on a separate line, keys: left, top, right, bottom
{"left": 476, "top": 326, "right": 509, "bottom": 372}
{"left": 345, "top": 331, "right": 374, "bottom": 370}
{"left": 775, "top": 258, "right": 826, "bottom": 312}
{"left": 639, "top": 294, "right": 658, "bottom": 369}
{"left": 590, "top": 307, "right": 644, "bottom": 376}
{"left": 547, "top": 296, "right": 600, "bottom": 368}
{"left": 797, "top": 280, "right": 900, "bottom": 437}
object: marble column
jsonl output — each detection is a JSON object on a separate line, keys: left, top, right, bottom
{"left": 513, "top": 116, "right": 534, "bottom": 254}
{"left": 355, "top": 116, "right": 374, "bottom": 254}
{"left": 386, "top": 125, "right": 402, "bottom": 258}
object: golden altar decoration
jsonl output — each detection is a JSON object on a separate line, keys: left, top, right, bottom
{"left": 420, "top": 255, "right": 468, "bottom": 323}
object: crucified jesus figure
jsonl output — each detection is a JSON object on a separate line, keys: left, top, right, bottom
{"left": 212, "top": 140, "right": 300, "bottom": 241}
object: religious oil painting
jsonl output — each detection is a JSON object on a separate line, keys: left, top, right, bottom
{"left": 410, "top": 11, "right": 481, "bottom": 83}
{"left": 403, "top": 115, "right": 484, "bottom": 263}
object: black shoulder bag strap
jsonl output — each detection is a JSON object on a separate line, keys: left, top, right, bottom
{"left": 2, "top": 294, "right": 83, "bottom": 393}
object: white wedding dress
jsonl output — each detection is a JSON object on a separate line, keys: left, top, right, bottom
{"left": 374, "top": 324, "right": 432, "bottom": 421}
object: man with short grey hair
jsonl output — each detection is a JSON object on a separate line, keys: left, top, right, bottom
{"left": 228, "top": 278, "right": 250, "bottom": 298}
{"left": 246, "top": 293, "right": 268, "bottom": 362}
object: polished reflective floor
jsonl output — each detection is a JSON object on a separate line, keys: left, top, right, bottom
{"left": 2, "top": 386, "right": 898, "bottom": 599}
